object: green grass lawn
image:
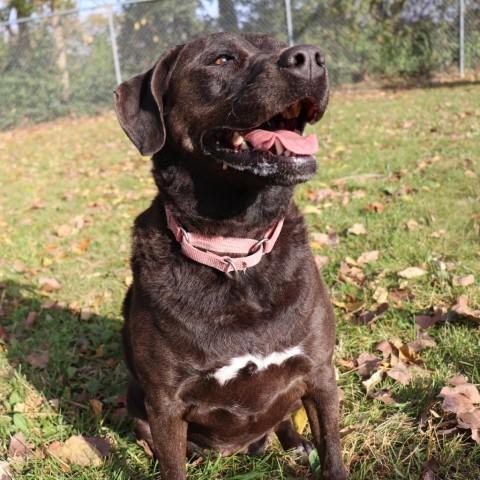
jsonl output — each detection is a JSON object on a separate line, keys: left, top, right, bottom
{"left": 0, "top": 84, "right": 479, "bottom": 479}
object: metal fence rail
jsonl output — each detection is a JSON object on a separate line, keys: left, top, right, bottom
{"left": 0, "top": 0, "right": 479, "bottom": 131}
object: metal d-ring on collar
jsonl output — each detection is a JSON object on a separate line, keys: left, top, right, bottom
{"left": 223, "top": 257, "right": 239, "bottom": 280}
{"left": 165, "top": 206, "right": 285, "bottom": 277}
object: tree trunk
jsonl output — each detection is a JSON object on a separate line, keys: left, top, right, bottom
{"left": 218, "top": 0, "right": 239, "bottom": 33}
{"left": 51, "top": 14, "right": 70, "bottom": 102}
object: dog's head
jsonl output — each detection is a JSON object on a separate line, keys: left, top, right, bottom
{"left": 114, "top": 32, "right": 329, "bottom": 186}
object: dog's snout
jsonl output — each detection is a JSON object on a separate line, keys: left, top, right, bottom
{"left": 278, "top": 45, "right": 326, "bottom": 79}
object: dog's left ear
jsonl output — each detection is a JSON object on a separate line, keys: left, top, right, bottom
{"left": 113, "top": 44, "right": 184, "bottom": 156}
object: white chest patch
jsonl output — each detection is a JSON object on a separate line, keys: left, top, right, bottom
{"left": 212, "top": 345, "right": 303, "bottom": 386}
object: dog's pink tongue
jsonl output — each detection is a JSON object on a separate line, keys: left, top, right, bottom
{"left": 244, "top": 129, "right": 318, "bottom": 155}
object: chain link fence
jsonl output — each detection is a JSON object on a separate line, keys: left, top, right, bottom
{"left": 0, "top": 0, "right": 479, "bottom": 130}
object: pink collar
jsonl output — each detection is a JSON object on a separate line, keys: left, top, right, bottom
{"left": 165, "top": 207, "right": 284, "bottom": 276}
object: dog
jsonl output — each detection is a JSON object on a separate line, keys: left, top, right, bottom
{"left": 114, "top": 32, "right": 347, "bottom": 480}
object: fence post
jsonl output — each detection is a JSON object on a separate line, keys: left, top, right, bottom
{"left": 284, "top": 0, "right": 294, "bottom": 46}
{"left": 459, "top": 0, "right": 464, "bottom": 79}
{"left": 107, "top": 7, "right": 122, "bottom": 86}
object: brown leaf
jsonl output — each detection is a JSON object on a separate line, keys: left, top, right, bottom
{"left": 389, "top": 288, "right": 415, "bottom": 308}
{"left": 311, "top": 231, "right": 339, "bottom": 246}
{"left": 406, "top": 219, "right": 420, "bottom": 230}
{"left": 372, "top": 286, "right": 388, "bottom": 304}
{"left": 356, "top": 353, "right": 381, "bottom": 378}
{"left": 416, "top": 313, "right": 442, "bottom": 329}
{"left": 472, "top": 429, "right": 480, "bottom": 444}
{"left": 13, "top": 260, "right": 27, "bottom": 273}
{"left": 26, "top": 351, "right": 49, "bottom": 369}
{"left": 357, "top": 250, "right": 380, "bottom": 265}
{"left": 371, "top": 389, "right": 397, "bottom": 405}
{"left": 452, "top": 294, "right": 480, "bottom": 322}
{"left": 408, "top": 332, "right": 436, "bottom": 352}
{"left": 440, "top": 395, "right": 474, "bottom": 414}
{"left": 50, "top": 435, "right": 110, "bottom": 467}
{"left": 375, "top": 340, "right": 393, "bottom": 357}
{"left": 452, "top": 274, "right": 475, "bottom": 287}
{"left": 136, "top": 438, "right": 154, "bottom": 457}
{"left": 347, "top": 223, "right": 367, "bottom": 235}
{"left": 90, "top": 399, "right": 103, "bottom": 417}
{"left": 448, "top": 374, "right": 469, "bottom": 386}
{"left": 25, "top": 311, "right": 38, "bottom": 329}
{"left": 314, "top": 255, "right": 329, "bottom": 270}
{"left": 457, "top": 410, "right": 480, "bottom": 430}
{"left": 387, "top": 361, "right": 411, "bottom": 385}
{"left": 0, "top": 461, "right": 12, "bottom": 480}
{"left": 398, "top": 267, "right": 427, "bottom": 279}
{"left": 364, "top": 202, "right": 385, "bottom": 213}
{"left": 38, "top": 277, "right": 62, "bottom": 292}
{"left": 362, "top": 369, "right": 385, "bottom": 394}
{"left": 8, "top": 432, "right": 34, "bottom": 458}
{"left": 439, "top": 384, "right": 480, "bottom": 404}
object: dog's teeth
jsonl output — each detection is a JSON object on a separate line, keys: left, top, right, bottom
{"left": 231, "top": 131, "right": 245, "bottom": 147}
{"left": 274, "top": 139, "right": 284, "bottom": 156}
{"left": 284, "top": 149, "right": 291, "bottom": 157}
{"left": 239, "top": 141, "right": 249, "bottom": 151}
{"left": 222, "top": 162, "right": 228, "bottom": 170}
{"left": 308, "top": 118, "right": 316, "bottom": 125}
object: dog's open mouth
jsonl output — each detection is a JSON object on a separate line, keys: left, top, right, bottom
{"left": 202, "top": 98, "right": 320, "bottom": 181}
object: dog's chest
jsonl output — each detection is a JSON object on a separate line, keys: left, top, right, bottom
{"left": 180, "top": 346, "right": 312, "bottom": 422}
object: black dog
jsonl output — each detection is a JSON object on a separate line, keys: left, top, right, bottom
{"left": 114, "top": 32, "right": 347, "bottom": 480}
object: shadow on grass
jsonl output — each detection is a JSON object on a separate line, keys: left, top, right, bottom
{"left": 0, "top": 279, "right": 151, "bottom": 477}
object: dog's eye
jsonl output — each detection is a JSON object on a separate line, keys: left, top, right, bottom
{"left": 213, "top": 55, "right": 235, "bottom": 65}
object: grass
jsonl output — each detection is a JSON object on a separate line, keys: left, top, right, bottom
{"left": 0, "top": 83, "right": 479, "bottom": 479}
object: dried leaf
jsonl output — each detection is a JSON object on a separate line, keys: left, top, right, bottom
{"left": 452, "top": 274, "right": 475, "bottom": 287}
{"left": 457, "top": 410, "right": 480, "bottom": 429}
{"left": 406, "top": 219, "right": 420, "bottom": 230}
{"left": 314, "top": 255, "right": 329, "bottom": 270}
{"left": 387, "top": 361, "right": 411, "bottom": 385}
{"left": 363, "top": 202, "right": 385, "bottom": 213}
{"left": 448, "top": 374, "right": 469, "bottom": 386}
{"left": 440, "top": 395, "right": 474, "bottom": 414}
{"left": 26, "top": 351, "right": 49, "bottom": 369}
{"left": 357, "top": 250, "right": 380, "bottom": 265}
{"left": 452, "top": 295, "right": 480, "bottom": 322}
{"left": 356, "top": 353, "right": 382, "bottom": 378}
{"left": 362, "top": 369, "right": 384, "bottom": 394}
{"left": 375, "top": 340, "right": 393, "bottom": 357}
{"left": 408, "top": 332, "right": 437, "bottom": 352}
{"left": 25, "top": 311, "right": 38, "bottom": 329}
{"left": 373, "top": 286, "right": 388, "bottom": 304}
{"left": 398, "top": 267, "right": 427, "bottom": 279}
{"left": 38, "top": 277, "right": 62, "bottom": 292}
{"left": 371, "top": 389, "right": 397, "bottom": 405}
{"left": 8, "top": 432, "right": 34, "bottom": 458}
{"left": 347, "top": 223, "right": 367, "bottom": 235}
{"left": 416, "top": 313, "right": 442, "bottom": 329}
{"left": 90, "top": 399, "right": 103, "bottom": 417}
{"left": 50, "top": 435, "right": 110, "bottom": 467}
{"left": 0, "top": 461, "right": 12, "bottom": 480}
{"left": 472, "top": 429, "right": 480, "bottom": 444}
{"left": 439, "top": 384, "right": 480, "bottom": 404}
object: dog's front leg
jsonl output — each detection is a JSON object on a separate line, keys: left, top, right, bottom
{"left": 145, "top": 396, "right": 188, "bottom": 480}
{"left": 303, "top": 365, "right": 347, "bottom": 480}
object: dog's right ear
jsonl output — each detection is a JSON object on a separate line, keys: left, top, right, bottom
{"left": 113, "top": 44, "right": 184, "bottom": 156}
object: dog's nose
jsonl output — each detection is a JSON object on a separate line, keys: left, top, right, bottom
{"left": 278, "top": 45, "right": 326, "bottom": 79}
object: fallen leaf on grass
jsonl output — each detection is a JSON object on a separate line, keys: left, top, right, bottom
{"left": 9, "top": 432, "right": 34, "bottom": 458}
{"left": 362, "top": 369, "right": 385, "bottom": 394}
{"left": 452, "top": 274, "right": 475, "bottom": 287}
{"left": 356, "top": 353, "right": 382, "bottom": 378}
{"left": 347, "top": 223, "right": 367, "bottom": 235}
{"left": 363, "top": 202, "right": 385, "bottom": 213}
{"left": 314, "top": 255, "right": 329, "bottom": 270}
{"left": 387, "top": 361, "right": 411, "bottom": 385}
{"left": 398, "top": 267, "right": 427, "bottom": 279}
{"left": 25, "top": 311, "right": 37, "bottom": 329}
{"left": 356, "top": 303, "right": 389, "bottom": 327}
{"left": 38, "top": 277, "right": 62, "bottom": 292}
{"left": 372, "top": 286, "right": 388, "bottom": 304}
{"left": 48, "top": 435, "right": 111, "bottom": 467}
{"left": 416, "top": 308, "right": 444, "bottom": 329}
{"left": 0, "top": 461, "right": 12, "bottom": 480}
{"left": 371, "top": 389, "right": 397, "bottom": 405}
{"left": 406, "top": 219, "right": 420, "bottom": 230}
{"left": 408, "top": 332, "right": 437, "bottom": 352}
{"left": 357, "top": 250, "right": 380, "bottom": 265}
{"left": 310, "top": 230, "right": 339, "bottom": 247}
{"left": 26, "top": 351, "right": 49, "bottom": 369}
{"left": 452, "top": 295, "right": 480, "bottom": 322}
